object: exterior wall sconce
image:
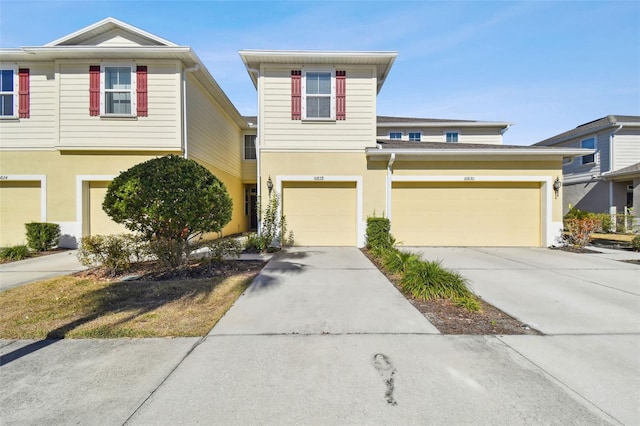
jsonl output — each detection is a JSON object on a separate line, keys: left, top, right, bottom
{"left": 267, "top": 176, "right": 273, "bottom": 197}
{"left": 553, "top": 177, "right": 562, "bottom": 199}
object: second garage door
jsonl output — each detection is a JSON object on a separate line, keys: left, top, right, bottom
{"left": 0, "top": 181, "right": 41, "bottom": 246}
{"left": 282, "top": 181, "right": 357, "bottom": 246}
{"left": 87, "top": 181, "right": 128, "bottom": 236}
{"left": 391, "top": 182, "right": 541, "bottom": 247}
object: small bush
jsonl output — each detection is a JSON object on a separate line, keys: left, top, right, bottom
{"left": 366, "top": 217, "right": 393, "bottom": 250}
{"left": 401, "top": 260, "right": 473, "bottom": 301}
{"left": 78, "top": 234, "right": 146, "bottom": 276}
{"left": 206, "top": 238, "right": 243, "bottom": 261}
{"left": 25, "top": 222, "right": 60, "bottom": 252}
{"left": 0, "top": 245, "right": 29, "bottom": 261}
{"left": 632, "top": 235, "right": 640, "bottom": 251}
{"left": 244, "top": 233, "right": 268, "bottom": 253}
{"left": 564, "top": 218, "right": 601, "bottom": 248}
{"left": 453, "top": 295, "right": 482, "bottom": 312}
{"left": 381, "top": 248, "right": 421, "bottom": 275}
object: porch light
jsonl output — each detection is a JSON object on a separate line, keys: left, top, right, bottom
{"left": 267, "top": 176, "right": 273, "bottom": 196}
{"left": 553, "top": 177, "right": 562, "bottom": 198}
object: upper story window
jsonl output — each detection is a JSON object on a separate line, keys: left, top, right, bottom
{"left": 581, "top": 137, "right": 596, "bottom": 165}
{"left": 303, "top": 70, "right": 333, "bottom": 119}
{"left": 0, "top": 67, "right": 17, "bottom": 117}
{"left": 408, "top": 132, "right": 421, "bottom": 142}
{"left": 446, "top": 132, "right": 459, "bottom": 143}
{"left": 244, "top": 134, "right": 257, "bottom": 160}
{"left": 389, "top": 132, "right": 402, "bottom": 139}
{"left": 104, "top": 66, "right": 135, "bottom": 115}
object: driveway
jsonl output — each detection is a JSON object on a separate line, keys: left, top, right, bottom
{"left": 0, "top": 250, "right": 87, "bottom": 291}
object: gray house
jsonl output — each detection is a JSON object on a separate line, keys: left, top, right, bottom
{"left": 534, "top": 115, "right": 640, "bottom": 223}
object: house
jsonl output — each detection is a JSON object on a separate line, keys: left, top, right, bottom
{"left": 239, "top": 50, "right": 588, "bottom": 247}
{"left": 533, "top": 116, "right": 640, "bottom": 222}
{"left": 0, "top": 17, "right": 254, "bottom": 247}
{"left": 0, "top": 18, "right": 590, "bottom": 249}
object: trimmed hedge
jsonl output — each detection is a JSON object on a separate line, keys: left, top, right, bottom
{"left": 366, "top": 217, "right": 393, "bottom": 249}
{"left": 25, "top": 222, "right": 60, "bottom": 251}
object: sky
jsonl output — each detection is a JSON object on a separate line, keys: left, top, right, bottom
{"left": 0, "top": 0, "right": 638, "bottom": 145}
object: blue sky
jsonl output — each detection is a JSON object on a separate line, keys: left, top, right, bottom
{"left": 1, "top": 0, "right": 638, "bottom": 145}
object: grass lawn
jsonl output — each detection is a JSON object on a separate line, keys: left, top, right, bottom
{"left": 0, "top": 263, "right": 261, "bottom": 339}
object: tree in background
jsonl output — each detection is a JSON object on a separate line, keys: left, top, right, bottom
{"left": 103, "top": 155, "right": 232, "bottom": 267}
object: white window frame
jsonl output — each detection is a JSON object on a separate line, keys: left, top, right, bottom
{"left": 100, "top": 63, "right": 137, "bottom": 117}
{"left": 0, "top": 65, "right": 18, "bottom": 119}
{"left": 580, "top": 137, "right": 596, "bottom": 165}
{"left": 243, "top": 134, "right": 257, "bottom": 161}
{"left": 301, "top": 68, "right": 335, "bottom": 120}
{"left": 408, "top": 132, "right": 422, "bottom": 142}
{"left": 445, "top": 131, "right": 459, "bottom": 143}
{"left": 389, "top": 132, "right": 403, "bottom": 140}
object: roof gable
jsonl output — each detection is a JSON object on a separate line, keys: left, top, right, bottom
{"left": 534, "top": 115, "right": 640, "bottom": 146}
{"left": 45, "top": 17, "right": 177, "bottom": 47}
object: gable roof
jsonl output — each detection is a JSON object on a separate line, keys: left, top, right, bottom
{"left": 45, "top": 17, "right": 178, "bottom": 47}
{"left": 603, "top": 162, "right": 640, "bottom": 180}
{"left": 534, "top": 115, "right": 640, "bottom": 146}
{"left": 239, "top": 50, "right": 397, "bottom": 93}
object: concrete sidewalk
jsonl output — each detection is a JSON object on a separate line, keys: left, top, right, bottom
{"left": 0, "top": 250, "right": 87, "bottom": 291}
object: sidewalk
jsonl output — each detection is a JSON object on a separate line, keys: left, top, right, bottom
{"left": 0, "top": 250, "right": 86, "bottom": 291}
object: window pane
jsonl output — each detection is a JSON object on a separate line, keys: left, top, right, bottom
{"left": 0, "top": 70, "right": 13, "bottom": 92}
{"left": 581, "top": 138, "right": 595, "bottom": 149}
{"left": 409, "top": 132, "right": 421, "bottom": 141}
{"left": 244, "top": 135, "right": 256, "bottom": 160}
{"left": 106, "top": 92, "right": 131, "bottom": 114}
{"left": 105, "top": 67, "right": 131, "bottom": 90}
{"left": 390, "top": 132, "right": 402, "bottom": 139}
{"left": 446, "top": 132, "right": 458, "bottom": 143}
{"left": 306, "top": 72, "right": 330, "bottom": 95}
{"left": 0, "top": 94, "right": 13, "bottom": 116}
{"left": 306, "top": 96, "right": 330, "bottom": 118}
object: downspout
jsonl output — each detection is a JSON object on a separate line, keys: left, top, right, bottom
{"left": 386, "top": 153, "right": 396, "bottom": 220}
{"left": 608, "top": 124, "right": 624, "bottom": 211}
{"left": 247, "top": 67, "right": 261, "bottom": 233}
{"left": 181, "top": 64, "right": 200, "bottom": 158}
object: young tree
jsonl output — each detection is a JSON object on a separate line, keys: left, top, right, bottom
{"left": 103, "top": 155, "right": 232, "bottom": 267}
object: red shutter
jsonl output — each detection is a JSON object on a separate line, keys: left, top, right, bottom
{"left": 89, "top": 65, "right": 100, "bottom": 116}
{"left": 136, "top": 65, "right": 148, "bottom": 117}
{"left": 336, "top": 70, "right": 346, "bottom": 120}
{"left": 18, "top": 68, "right": 30, "bottom": 118}
{"left": 291, "top": 70, "right": 301, "bottom": 120}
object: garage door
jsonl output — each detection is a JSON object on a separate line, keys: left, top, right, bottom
{"left": 282, "top": 181, "right": 357, "bottom": 246}
{"left": 0, "top": 181, "right": 42, "bottom": 246}
{"left": 391, "top": 182, "right": 541, "bottom": 247}
{"left": 87, "top": 182, "right": 128, "bottom": 236}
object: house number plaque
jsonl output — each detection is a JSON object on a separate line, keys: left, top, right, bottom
{"left": 463, "top": 176, "right": 475, "bottom": 181}
{"left": 313, "top": 176, "right": 324, "bottom": 181}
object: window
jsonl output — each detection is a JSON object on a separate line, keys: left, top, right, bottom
{"left": 104, "top": 66, "right": 134, "bottom": 115}
{"left": 581, "top": 137, "right": 596, "bottom": 164}
{"left": 446, "top": 132, "right": 459, "bottom": 143}
{"left": 389, "top": 132, "right": 402, "bottom": 139}
{"left": 0, "top": 67, "right": 17, "bottom": 117}
{"left": 302, "top": 70, "right": 333, "bottom": 119}
{"left": 408, "top": 132, "right": 421, "bottom": 142}
{"left": 244, "top": 134, "right": 257, "bottom": 160}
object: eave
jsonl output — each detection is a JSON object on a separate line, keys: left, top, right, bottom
{"left": 366, "top": 146, "right": 593, "bottom": 161}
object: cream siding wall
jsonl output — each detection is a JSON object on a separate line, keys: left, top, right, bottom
{"left": 241, "top": 161, "right": 257, "bottom": 182}
{"left": 377, "top": 126, "right": 503, "bottom": 144}
{"left": 57, "top": 61, "right": 181, "bottom": 150}
{"left": 186, "top": 73, "right": 242, "bottom": 178}
{"left": 612, "top": 129, "right": 640, "bottom": 170}
{"left": 260, "top": 65, "right": 377, "bottom": 150}
{"left": 0, "top": 63, "right": 56, "bottom": 149}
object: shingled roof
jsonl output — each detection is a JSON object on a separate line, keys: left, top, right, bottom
{"left": 242, "top": 115, "right": 502, "bottom": 126}
{"left": 534, "top": 115, "right": 640, "bottom": 146}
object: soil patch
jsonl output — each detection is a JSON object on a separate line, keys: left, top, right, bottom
{"left": 550, "top": 246, "right": 601, "bottom": 254}
{"left": 362, "top": 248, "right": 541, "bottom": 336}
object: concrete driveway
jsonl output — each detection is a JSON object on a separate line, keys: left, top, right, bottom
{"left": 0, "top": 250, "right": 87, "bottom": 291}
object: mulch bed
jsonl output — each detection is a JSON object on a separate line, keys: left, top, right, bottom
{"left": 362, "top": 248, "right": 541, "bottom": 336}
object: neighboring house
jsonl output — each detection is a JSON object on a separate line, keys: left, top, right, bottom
{"left": 239, "top": 50, "right": 587, "bottom": 247}
{"left": 533, "top": 115, "right": 640, "bottom": 219}
{"left": 0, "top": 18, "right": 255, "bottom": 247}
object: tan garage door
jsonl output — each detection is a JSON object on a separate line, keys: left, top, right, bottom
{"left": 88, "top": 182, "right": 128, "bottom": 236}
{"left": 0, "top": 181, "right": 42, "bottom": 246}
{"left": 282, "top": 181, "right": 357, "bottom": 246}
{"left": 392, "top": 182, "right": 541, "bottom": 247}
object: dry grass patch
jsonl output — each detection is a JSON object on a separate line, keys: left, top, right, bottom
{"left": 591, "top": 233, "right": 634, "bottom": 243}
{"left": 0, "top": 264, "right": 261, "bottom": 339}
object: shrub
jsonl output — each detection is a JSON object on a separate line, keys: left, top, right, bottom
{"left": 453, "top": 295, "right": 482, "bottom": 312}
{"left": 25, "top": 222, "right": 60, "bottom": 251}
{"left": 564, "top": 218, "right": 601, "bottom": 248}
{"left": 259, "top": 193, "right": 293, "bottom": 249}
{"left": 77, "top": 234, "right": 146, "bottom": 276}
{"left": 366, "top": 217, "right": 393, "bottom": 250}
{"left": 401, "top": 260, "right": 474, "bottom": 302}
{"left": 244, "top": 232, "right": 268, "bottom": 253}
{"left": 632, "top": 235, "right": 640, "bottom": 251}
{"left": 381, "top": 248, "right": 421, "bottom": 275}
{"left": 206, "top": 238, "right": 243, "bottom": 261}
{"left": 0, "top": 245, "right": 29, "bottom": 261}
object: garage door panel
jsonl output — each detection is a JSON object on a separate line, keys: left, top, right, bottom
{"left": 392, "top": 182, "right": 541, "bottom": 247}
{"left": 89, "top": 182, "right": 128, "bottom": 236}
{"left": 0, "top": 181, "right": 41, "bottom": 245}
{"left": 282, "top": 182, "right": 356, "bottom": 246}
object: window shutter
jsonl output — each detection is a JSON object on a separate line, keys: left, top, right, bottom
{"left": 89, "top": 65, "right": 100, "bottom": 116}
{"left": 336, "top": 70, "right": 346, "bottom": 120}
{"left": 136, "top": 65, "right": 148, "bottom": 117}
{"left": 291, "top": 70, "right": 301, "bottom": 120}
{"left": 18, "top": 68, "right": 30, "bottom": 118}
